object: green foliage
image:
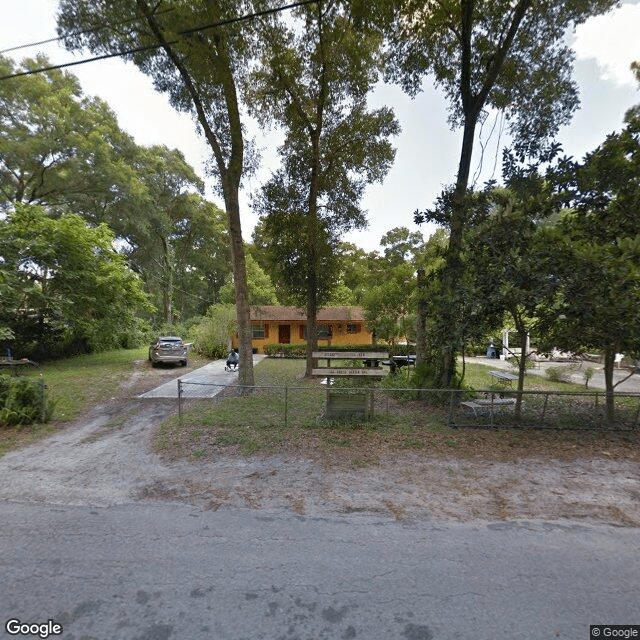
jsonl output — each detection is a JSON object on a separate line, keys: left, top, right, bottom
{"left": 191, "top": 304, "right": 237, "bottom": 359}
{"left": 262, "top": 343, "right": 308, "bottom": 358}
{"left": 0, "top": 204, "right": 153, "bottom": 360}
{"left": 0, "top": 54, "right": 140, "bottom": 215}
{"left": 219, "top": 253, "right": 278, "bottom": 306}
{"left": 545, "top": 366, "right": 573, "bottom": 384}
{"left": 380, "top": 227, "right": 424, "bottom": 266}
{"left": 0, "top": 375, "right": 54, "bottom": 426}
{"left": 363, "top": 262, "right": 416, "bottom": 345}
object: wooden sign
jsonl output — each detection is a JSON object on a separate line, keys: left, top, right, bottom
{"left": 311, "top": 368, "right": 386, "bottom": 377}
{"left": 312, "top": 351, "right": 388, "bottom": 359}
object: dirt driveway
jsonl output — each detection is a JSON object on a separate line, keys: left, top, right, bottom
{"left": 1, "top": 367, "right": 638, "bottom": 526}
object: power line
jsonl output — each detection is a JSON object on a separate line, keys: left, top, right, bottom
{"left": 0, "top": 8, "right": 175, "bottom": 55}
{"left": 0, "top": 0, "right": 317, "bottom": 82}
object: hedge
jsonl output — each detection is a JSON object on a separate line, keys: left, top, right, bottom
{"left": 262, "top": 343, "right": 416, "bottom": 358}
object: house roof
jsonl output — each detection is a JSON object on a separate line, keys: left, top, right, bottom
{"left": 250, "top": 306, "right": 365, "bottom": 322}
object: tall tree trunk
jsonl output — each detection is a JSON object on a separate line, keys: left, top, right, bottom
{"left": 304, "top": 130, "right": 322, "bottom": 378}
{"left": 515, "top": 325, "right": 528, "bottom": 421}
{"left": 434, "top": 0, "right": 532, "bottom": 388}
{"left": 438, "top": 115, "right": 479, "bottom": 387}
{"left": 136, "top": 0, "right": 255, "bottom": 386}
{"left": 225, "top": 186, "right": 254, "bottom": 386}
{"left": 415, "top": 268, "right": 427, "bottom": 366}
{"left": 603, "top": 346, "right": 616, "bottom": 424}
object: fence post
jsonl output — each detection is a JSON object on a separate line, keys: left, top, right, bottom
{"left": 178, "top": 379, "right": 182, "bottom": 425}
{"left": 40, "top": 374, "right": 46, "bottom": 423}
{"left": 448, "top": 389, "right": 459, "bottom": 428}
{"left": 284, "top": 385, "right": 288, "bottom": 430}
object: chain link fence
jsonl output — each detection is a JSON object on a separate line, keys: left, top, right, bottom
{"left": 177, "top": 379, "right": 640, "bottom": 432}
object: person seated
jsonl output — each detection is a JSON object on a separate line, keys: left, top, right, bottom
{"left": 225, "top": 349, "right": 239, "bottom": 371}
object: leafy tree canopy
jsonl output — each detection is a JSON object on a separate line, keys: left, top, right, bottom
{"left": 0, "top": 204, "right": 152, "bottom": 359}
{"left": 0, "top": 55, "right": 140, "bottom": 216}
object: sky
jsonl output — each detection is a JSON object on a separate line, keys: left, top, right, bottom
{"left": 1, "top": 1, "right": 640, "bottom": 253}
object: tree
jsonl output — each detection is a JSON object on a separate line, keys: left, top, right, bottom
{"left": 0, "top": 55, "right": 140, "bottom": 217}
{"left": 58, "top": 0, "right": 258, "bottom": 384}
{"left": 380, "top": 226, "right": 424, "bottom": 266}
{"left": 171, "top": 197, "right": 232, "bottom": 318}
{"left": 463, "top": 188, "right": 563, "bottom": 417}
{"left": 0, "top": 205, "right": 151, "bottom": 359}
{"left": 385, "top": 0, "right": 619, "bottom": 387}
{"left": 191, "top": 303, "right": 237, "bottom": 359}
{"left": 363, "top": 262, "right": 416, "bottom": 347}
{"left": 539, "top": 105, "right": 640, "bottom": 421}
{"left": 219, "top": 253, "right": 278, "bottom": 306}
{"left": 248, "top": 0, "right": 399, "bottom": 375}
{"left": 110, "top": 145, "right": 233, "bottom": 325}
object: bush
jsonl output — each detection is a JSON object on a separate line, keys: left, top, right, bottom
{"left": 263, "top": 343, "right": 307, "bottom": 358}
{"left": 191, "top": 304, "right": 236, "bottom": 359}
{"left": 263, "top": 343, "right": 395, "bottom": 358}
{"left": 0, "top": 375, "right": 55, "bottom": 426}
{"left": 546, "top": 366, "right": 573, "bottom": 383}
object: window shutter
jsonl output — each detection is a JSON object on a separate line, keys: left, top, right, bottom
{"left": 264, "top": 323, "right": 269, "bottom": 339}
{"left": 299, "top": 324, "right": 305, "bottom": 340}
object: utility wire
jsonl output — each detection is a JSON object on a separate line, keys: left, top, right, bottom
{"left": 0, "top": 8, "right": 175, "bottom": 55}
{"left": 0, "top": 0, "right": 316, "bottom": 82}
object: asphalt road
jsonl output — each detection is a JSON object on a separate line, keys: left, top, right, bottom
{"left": 1, "top": 502, "right": 639, "bottom": 640}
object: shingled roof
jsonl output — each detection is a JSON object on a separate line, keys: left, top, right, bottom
{"left": 249, "top": 306, "right": 365, "bottom": 322}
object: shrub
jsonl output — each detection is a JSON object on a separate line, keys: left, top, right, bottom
{"left": 0, "top": 375, "right": 55, "bottom": 427}
{"left": 263, "top": 343, "right": 394, "bottom": 358}
{"left": 546, "top": 366, "right": 572, "bottom": 383}
{"left": 191, "top": 304, "right": 236, "bottom": 359}
{"left": 263, "top": 343, "right": 307, "bottom": 358}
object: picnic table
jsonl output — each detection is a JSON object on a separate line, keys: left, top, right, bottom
{"left": 382, "top": 355, "right": 416, "bottom": 373}
{"left": 489, "top": 370, "right": 518, "bottom": 387}
{"left": 460, "top": 397, "right": 516, "bottom": 418}
{"left": 0, "top": 358, "right": 39, "bottom": 375}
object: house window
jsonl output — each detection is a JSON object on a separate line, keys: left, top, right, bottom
{"left": 252, "top": 323, "right": 267, "bottom": 339}
{"left": 317, "top": 323, "right": 332, "bottom": 339}
{"left": 347, "top": 323, "right": 359, "bottom": 334}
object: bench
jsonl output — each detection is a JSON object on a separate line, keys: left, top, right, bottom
{"left": 460, "top": 397, "right": 516, "bottom": 418}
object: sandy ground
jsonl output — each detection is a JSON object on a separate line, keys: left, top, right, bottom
{"left": 0, "top": 367, "right": 638, "bottom": 526}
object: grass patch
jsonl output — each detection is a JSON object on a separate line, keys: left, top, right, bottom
{"left": 159, "top": 357, "right": 640, "bottom": 465}
{"left": 34, "top": 347, "right": 149, "bottom": 422}
{"left": 0, "top": 346, "right": 211, "bottom": 457}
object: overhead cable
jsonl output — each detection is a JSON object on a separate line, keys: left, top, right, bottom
{"left": 0, "top": 0, "right": 316, "bottom": 81}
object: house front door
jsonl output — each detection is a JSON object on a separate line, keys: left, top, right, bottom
{"left": 278, "top": 324, "right": 291, "bottom": 344}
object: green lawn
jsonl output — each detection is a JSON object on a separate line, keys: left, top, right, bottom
{"left": 2, "top": 350, "right": 635, "bottom": 463}
{"left": 157, "top": 357, "right": 635, "bottom": 465}
{"left": 0, "top": 347, "right": 151, "bottom": 457}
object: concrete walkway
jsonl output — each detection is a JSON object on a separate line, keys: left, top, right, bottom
{"left": 138, "top": 354, "right": 266, "bottom": 398}
{"left": 464, "top": 355, "right": 640, "bottom": 393}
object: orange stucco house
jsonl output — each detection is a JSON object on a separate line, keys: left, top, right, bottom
{"left": 234, "top": 306, "right": 373, "bottom": 353}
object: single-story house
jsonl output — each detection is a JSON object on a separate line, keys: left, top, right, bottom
{"left": 234, "top": 306, "right": 373, "bottom": 353}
